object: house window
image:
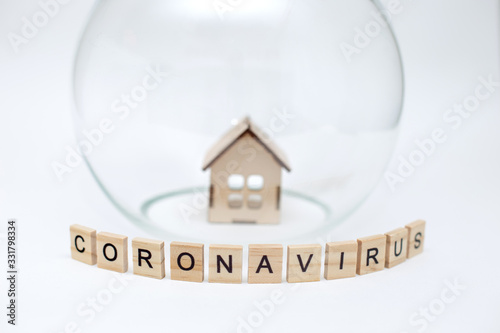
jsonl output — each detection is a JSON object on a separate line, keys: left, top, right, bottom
{"left": 228, "top": 193, "right": 243, "bottom": 208}
{"left": 228, "top": 174, "right": 244, "bottom": 190}
{"left": 247, "top": 175, "right": 264, "bottom": 191}
{"left": 248, "top": 194, "right": 262, "bottom": 209}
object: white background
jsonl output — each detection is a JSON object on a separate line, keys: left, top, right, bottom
{"left": 1, "top": 0, "right": 499, "bottom": 332}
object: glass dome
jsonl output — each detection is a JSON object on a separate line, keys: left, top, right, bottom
{"left": 73, "top": 0, "right": 404, "bottom": 244}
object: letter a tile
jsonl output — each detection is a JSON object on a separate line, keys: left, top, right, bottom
{"left": 248, "top": 244, "right": 283, "bottom": 284}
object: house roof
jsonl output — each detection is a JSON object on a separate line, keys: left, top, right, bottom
{"left": 202, "top": 117, "right": 291, "bottom": 172}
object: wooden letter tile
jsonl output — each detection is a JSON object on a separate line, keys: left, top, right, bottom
{"left": 406, "top": 220, "right": 426, "bottom": 258}
{"left": 97, "top": 232, "right": 128, "bottom": 273}
{"left": 324, "top": 240, "right": 357, "bottom": 280}
{"left": 356, "top": 235, "right": 386, "bottom": 275}
{"left": 385, "top": 228, "right": 408, "bottom": 268}
{"left": 70, "top": 224, "right": 97, "bottom": 265}
{"left": 132, "top": 237, "right": 165, "bottom": 279}
{"left": 209, "top": 244, "right": 243, "bottom": 284}
{"left": 286, "top": 244, "right": 322, "bottom": 283}
{"left": 170, "top": 242, "right": 204, "bottom": 282}
{"left": 248, "top": 244, "right": 283, "bottom": 284}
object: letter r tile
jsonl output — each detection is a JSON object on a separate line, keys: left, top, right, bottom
{"left": 356, "top": 235, "right": 386, "bottom": 275}
{"left": 132, "top": 237, "right": 165, "bottom": 279}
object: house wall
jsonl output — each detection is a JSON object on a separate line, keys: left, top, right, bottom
{"left": 209, "top": 132, "right": 282, "bottom": 224}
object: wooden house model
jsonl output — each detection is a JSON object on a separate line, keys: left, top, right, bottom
{"left": 202, "top": 117, "right": 291, "bottom": 224}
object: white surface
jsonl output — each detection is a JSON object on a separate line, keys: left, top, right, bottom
{"left": 1, "top": 0, "right": 499, "bottom": 332}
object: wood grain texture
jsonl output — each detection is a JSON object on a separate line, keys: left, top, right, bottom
{"left": 356, "top": 235, "right": 386, "bottom": 275}
{"left": 208, "top": 132, "right": 282, "bottom": 224}
{"left": 209, "top": 244, "right": 243, "bottom": 284}
{"left": 132, "top": 237, "right": 165, "bottom": 279}
{"left": 406, "top": 220, "right": 426, "bottom": 258}
{"left": 70, "top": 224, "right": 97, "bottom": 265}
{"left": 248, "top": 244, "right": 283, "bottom": 284}
{"left": 324, "top": 240, "right": 357, "bottom": 280}
{"left": 286, "top": 244, "right": 322, "bottom": 283}
{"left": 385, "top": 228, "right": 408, "bottom": 268}
{"left": 170, "top": 242, "right": 204, "bottom": 283}
{"left": 97, "top": 232, "right": 128, "bottom": 273}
